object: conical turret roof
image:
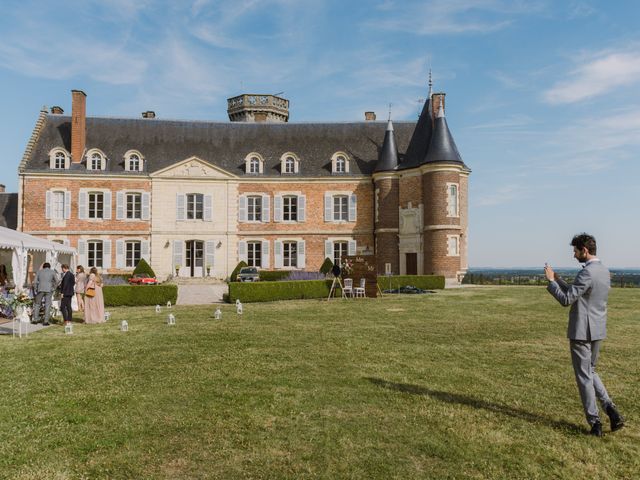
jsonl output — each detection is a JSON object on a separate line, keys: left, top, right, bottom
{"left": 399, "top": 94, "right": 432, "bottom": 170}
{"left": 424, "top": 103, "right": 464, "bottom": 164}
{"left": 374, "top": 119, "right": 399, "bottom": 172}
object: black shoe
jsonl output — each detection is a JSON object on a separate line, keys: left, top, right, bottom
{"left": 605, "top": 404, "right": 625, "bottom": 431}
{"left": 43, "top": 322, "right": 50, "bottom": 326}
{"left": 589, "top": 421, "right": 603, "bottom": 437}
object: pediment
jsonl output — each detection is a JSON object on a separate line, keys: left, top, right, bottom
{"left": 152, "top": 157, "right": 237, "bottom": 179}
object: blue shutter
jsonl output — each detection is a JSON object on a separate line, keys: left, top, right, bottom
{"left": 103, "top": 191, "right": 112, "bottom": 220}
{"left": 103, "top": 240, "right": 112, "bottom": 270}
{"left": 261, "top": 240, "right": 270, "bottom": 269}
{"left": 274, "top": 195, "right": 282, "bottom": 222}
{"left": 324, "top": 193, "right": 332, "bottom": 221}
{"left": 45, "top": 191, "right": 52, "bottom": 219}
{"left": 116, "top": 239, "right": 125, "bottom": 268}
{"left": 238, "top": 240, "right": 247, "bottom": 263}
{"left": 205, "top": 240, "right": 215, "bottom": 273}
{"left": 141, "top": 240, "right": 150, "bottom": 262}
{"left": 79, "top": 191, "right": 88, "bottom": 220}
{"left": 238, "top": 195, "right": 247, "bottom": 222}
{"left": 348, "top": 240, "right": 357, "bottom": 256}
{"left": 274, "top": 240, "right": 283, "bottom": 268}
{"left": 297, "top": 240, "right": 305, "bottom": 269}
{"left": 262, "top": 195, "right": 270, "bottom": 223}
{"left": 204, "top": 194, "right": 213, "bottom": 222}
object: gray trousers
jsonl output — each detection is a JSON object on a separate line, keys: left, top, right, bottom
{"left": 570, "top": 340, "right": 612, "bottom": 425}
{"left": 33, "top": 291, "right": 52, "bottom": 324}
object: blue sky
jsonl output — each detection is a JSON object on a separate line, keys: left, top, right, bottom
{"left": 1, "top": 0, "right": 639, "bottom": 268}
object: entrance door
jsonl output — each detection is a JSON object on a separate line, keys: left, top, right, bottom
{"left": 406, "top": 253, "right": 417, "bottom": 275}
{"left": 186, "top": 240, "right": 204, "bottom": 277}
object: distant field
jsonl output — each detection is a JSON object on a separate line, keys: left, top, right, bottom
{"left": 1, "top": 287, "right": 638, "bottom": 479}
{"left": 464, "top": 268, "right": 640, "bottom": 287}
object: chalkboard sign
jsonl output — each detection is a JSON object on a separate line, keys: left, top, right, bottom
{"left": 341, "top": 254, "right": 378, "bottom": 298}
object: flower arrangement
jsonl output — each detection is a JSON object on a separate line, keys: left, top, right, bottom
{"left": 0, "top": 292, "right": 33, "bottom": 317}
{"left": 341, "top": 258, "right": 354, "bottom": 276}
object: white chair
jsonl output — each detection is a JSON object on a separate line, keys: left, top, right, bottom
{"left": 354, "top": 278, "right": 366, "bottom": 298}
{"left": 342, "top": 278, "right": 353, "bottom": 298}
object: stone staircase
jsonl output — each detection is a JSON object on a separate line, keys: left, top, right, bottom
{"left": 170, "top": 277, "right": 227, "bottom": 286}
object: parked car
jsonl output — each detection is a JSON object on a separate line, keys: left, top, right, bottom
{"left": 237, "top": 267, "right": 260, "bottom": 282}
{"left": 128, "top": 274, "right": 158, "bottom": 285}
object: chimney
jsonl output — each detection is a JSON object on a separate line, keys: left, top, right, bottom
{"left": 71, "top": 90, "right": 87, "bottom": 164}
{"left": 431, "top": 93, "right": 445, "bottom": 120}
{"left": 142, "top": 111, "right": 156, "bottom": 119}
{"left": 365, "top": 111, "right": 376, "bottom": 121}
{"left": 0, "top": 184, "right": 5, "bottom": 193}
{"left": 51, "top": 106, "right": 64, "bottom": 114}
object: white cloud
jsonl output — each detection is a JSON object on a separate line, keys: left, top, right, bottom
{"left": 476, "top": 184, "right": 524, "bottom": 206}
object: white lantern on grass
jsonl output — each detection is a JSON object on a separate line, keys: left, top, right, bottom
{"left": 104, "top": 312, "right": 111, "bottom": 322}
{"left": 167, "top": 301, "right": 172, "bottom": 309}
{"left": 214, "top": 307, "right": 222, "bottom": 320}
{"left": 167, "top": 314, "right": 176, "bottom": 325}
{"left": 236, "top": 299, "right": 243, "bottom": 315}
{"left": 64, "top": 323, "right": 73, "bottom": 335}
{"left": 155, "top": 304, "right": 161, "bottom": 314}
{"left": 120, "top": 320, "right": 129, "bottom": 332}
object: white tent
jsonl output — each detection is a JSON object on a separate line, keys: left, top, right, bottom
{"left": 0, "top": 226, "right": 76, "bottom": 293}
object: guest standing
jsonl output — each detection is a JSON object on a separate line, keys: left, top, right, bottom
{"left": 75, "top": 265, "right": 87, "bottom": 312}
{"left": 33, "top": 262, "right": 58, "bottom": 325}
{"left": 59, "top": 264, "right": 75, "bottom": 324}
{"left": 84, "top": 267, "right": 105, "bottom": 324}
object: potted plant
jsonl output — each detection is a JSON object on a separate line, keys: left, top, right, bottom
{"left": 174, "top": 264, "right": 180, "bottom": 277}
{"left": 206, "top": 264, "right": 211, "bottom": 276}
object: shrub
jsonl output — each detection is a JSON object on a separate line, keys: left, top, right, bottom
{"left": 133, "top": 258, "right": 156, "bottom": 277}
{"left": 319, "top": 257, "right": 334, "bottom": 275}
{"left": 102, "top": 274, "right": 130, "bottom": 286}
{"left": 377, "top": 275, "right": 445, "bottom": 291}
{"left": 285, "top": 271, "right": 325, "bottom": 281}
{"left": 230, "top": 261, "right": 248, "bottom": 282}
{"left": 228, "top": 280, "right": 332, "bottom": 303}
{"left": 258, "top": 270, "right": 290, "bottom": 282}
{"left": 103, "top": 284, "right": 178, "bottom": 307}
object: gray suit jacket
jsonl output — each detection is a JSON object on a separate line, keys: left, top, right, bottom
{"left": 547, "top": 260, "right": 610, "bottom": 341}
{"left": 34, "top": 268, "right": 58, "bottom": 294}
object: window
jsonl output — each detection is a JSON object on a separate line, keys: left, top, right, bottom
{"left": 88, "top": 192, "right": 104, "bottom": 219}
{"left": 447, "top": 184, "right": 459, "bottom": 217}
{"left": 448, "top": 235, "right": 460, "bottom": 256}
{"left": 333, "top": 195, "right": 348, "bottom": 221}
{"left": 54, "top": 152, "right": 66, "bottom": 169}
{"left": 126, "top": 193, "right": 142, "bottom": 219}
{"left": 249, "top": 157, "right": 260, "bottom": 174}
{"left": 125, "top": 241, "right": 141, "bottom": 268}
{"left": 333, "top": 241, "right": 348, "bottom": 266}
{"left": 247, "top": 241, "right": 262, "bottom": 268}
{"left": 87, "top": 241, "right": 103, "bottom": 268}
{"left": 128, "top": 154, "right": 140, "bottom": 171}
{"left": 51, "top": 191, "right": 65, "bottom": 220}
{"left": 247, "top": 196, "right": 262, "bottom": 222}
{"left": 284, "top": 156, "right": 295, "bottom": 174}
{"left": 283, "top": 195, "right": 298, "bottom": 221}
{"left": 90, "top": 153, "right": 103, "bottom": 170}
{"left": 186, "top": 193, "right": 204, "bottom": 219}
{"left": 335, "top": 155, "right": 346, "bottom": 173}
{"left": 283, "top": 241, "right": 297, "bottom": 268}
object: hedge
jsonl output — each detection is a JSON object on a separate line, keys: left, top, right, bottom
{"left": 377, "top": 275, "right": 445, "bottom": 290}
{"left": 228, "top": 280, "right": 332, "bottom": 303}
{"left": 258, "top": 270, "right": 290, "bottom": 282}
{"left": 103, "top": 284, "right": 178, "bottom": 307}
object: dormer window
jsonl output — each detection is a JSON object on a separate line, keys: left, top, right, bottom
{"left": 86, "top": 149, "right": 106, "bottom": 171}
{"left": 49, "top": 148, "right": 70, "bottom": 169}
{"left": 245, "top": 153, "right": 264, "bottom": 175}
{"left": 284, "top": 157, "right": 295, "bottom": 173}
{"left": 129, "top": 154, "right": 140, "bottom": 170}
{"left": 280, "top": 153, "right": 299, "bottom": 174}
{"left": 124, "top": 150, "right": 144, "bottom": 172}
{"left": 331, "top": 153, "right": 350, "bottom": 174}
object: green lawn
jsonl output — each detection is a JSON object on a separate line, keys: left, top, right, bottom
{"left": 1, "top": 287, "right": 638, "bottom": 479}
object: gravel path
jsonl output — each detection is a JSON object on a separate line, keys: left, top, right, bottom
{"left": 177, "top": 284, "right": 228, "bottom": 305}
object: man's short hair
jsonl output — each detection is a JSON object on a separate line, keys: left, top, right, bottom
{"left": 43, "top": 262, "right": 51, "bottom": 269}
{"left": 61, "top": 264, "right": 69, "bottom": 270}
{"left": 571, "top": 233, "right": 597, "bottom": 255}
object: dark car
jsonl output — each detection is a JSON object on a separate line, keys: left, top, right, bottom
{"left": 128, "top": 274, "right": 158, "bottom": 285}
{"left": 237, "top": 267, "right": 259, "bottom": 282}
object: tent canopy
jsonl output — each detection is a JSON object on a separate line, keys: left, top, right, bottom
{"left": 0, "top": 226, "right": 75, "bottom": 254}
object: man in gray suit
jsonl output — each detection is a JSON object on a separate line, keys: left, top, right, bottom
{"left": 545, "top": 233, "right": 624, "bottom": 436}
{"left": 33, "top": 262, "right": 58, "bottom": 326}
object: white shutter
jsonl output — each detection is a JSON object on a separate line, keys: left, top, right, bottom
{"left": 142, "top": 192, "right": 150, "bottom": 220}
{"left": 79, "top": 191, "right": 88, "bottom": 220}
{"left": 78, "top": 240, "right": 87, "bottom": 267}
{"left": 238, "top": 240, "right": 247, "bottom": 263}
{"left": 298, "top": 195, "right": 306, "bottom": 222}
{"left": 204, "top": 194, "right": 213, "bottom": 222}
{"left": 297, "top": 240, "right": 305, "bottom": 269}
{"left": 103, "top": 240, "right": 112, "bottom": 270}
{"left": 64, "top": 191, "right": 71, "bottom": 219}
{"left": 325, "top": 240, "right": 333, "bottom": 259}
{"left": 205, "top": 240, "right": 215, "bottom": 272}
{"left": 345, "top": 159, "right": 350, "bottom": 173}
{"left": 173, "top": 240, "right": 183, "bottom": 268}
{"left": 324, "top": 193, "right": 332, "bottom": 221}
{"left": 261, "top": 240, "right": 270, "bottom": 269}
{"left": 274, "top": 195, "right": 282, "bottom": 222}
{"left": 45, "top": 191, "right": 52, "bottom": 219}
{"left": 176, "top": 194, "right": 186, "bottom": 221}
{"left": 116, "top": 192, "right": 125, "bottom": 220}
{"left": 348, "top": 194, "right": 357, "bottom": 222}
{"left": 262, "top": 195, "right": 270, "bottom": 223}
{"left": 103, "top": 191, "right": 112, "bottom": 220}
{"left": 294, "top": 159, "right": 299, "bottom": 173}
{"left": 116, "top": 239, "right": 125, "bottom": 268}
{"left": 238, "top": 195, "right": 247, "bottom": 222}
{"left": 348, "top": 240, "right": 357, "bottom": 256}
{"left": 141, "top": 240, "right": 150, "bottom": 262}
{"left": 274, "top": 240, "right": 283, "bottom": 268}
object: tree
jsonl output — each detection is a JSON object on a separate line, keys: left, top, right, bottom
{"left": 319, "top": 257, "right": 334, "bottom": 275}
{"left": 133, "top": 258, "right": 156, "bottom": 277}
{"left": 230, "top": 261, "right": 248, "bottom": 282}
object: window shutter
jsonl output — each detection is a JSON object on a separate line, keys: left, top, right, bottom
{"left": 259, "top": 160, "right": 264, "bottom": 174}
{"left": 45, "top": 191, "right": 52, "bottom": 219}
{"left": 116, "top": 192, "right": 125, "bottom": 220}
{"left": 103, "top": 240, "right": 112, "bottom": 270}
{"left": 142, "top": 192, "right": 150, "bottom": 220}
{"left": 238, "top": 240, "right": 247, "bottom": 263}
{"left": 103, "top": 191, "right": 112, "bottom": 220}
{"left": 345, "top": 159, "right": 350, "bottom": 173}
{"left": 204, "top": 194, "right": 213, "bottom": 222}
{"left": 348, "top": 240, "right": 357, "bottom": 256}
{"left": 348, "top": 194, "right": 357, "bottom": 222}
{"left": 238, "top": 195, "right": 247, "bottom": 222}
{"left": 138, "top": 157, "right": 144, "bottom": 172}
{"left": 297, "top": 240, "right": 305, "bottom": 269}
{"left": 324, "top": 193, "right": 332, "bottom": 221}
{"left": 64, "top": 191, "right": 71, "bottom": 219}
{"left": 176, "top": 193, "right": 185, "bottom": 221}
{"left": 141, "top": 240, "right": 150, "bottom": 262}
{"left": 262, "top": 195, "right": 270, "bottom": 223}
{"left": 205, "top": 240, "right": 215, "bottom": 272}
{"left": 325, "top": 240, "right": 333, "bottom": 259}
{"left": 79, "top": 191, "right": 88, "bottom": 220}
{"left": 274, "top": 240, "right": 283, "bottom": 268}
{"left": 261, "top": 240, "right": 270, "bottom": 269}
{"left": 298, "top": 195, "right": 306, "bottom": 222}
{"left": 274, "top": 195, "right": 282, "bottom": 222}
{"left": 294, "top": 159, "right": 299, "bottom": 174}
{"left": 116, "top": 239, "right": 125, "bottom": 268}
{"left": 173, "top": 240, "right": 183, "bottom": 268}
{"left": 78, "top": 240, "right": 87, "bottom": 267}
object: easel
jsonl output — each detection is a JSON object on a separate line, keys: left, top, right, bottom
{"left": 327, "top": 275, "right": 346, "bottom": 300}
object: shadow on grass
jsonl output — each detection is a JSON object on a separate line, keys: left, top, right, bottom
{"left": 366, "top": 377, "right": 584, "bottom": 434}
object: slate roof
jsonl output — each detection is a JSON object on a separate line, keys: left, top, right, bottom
{"left": 424, "top": 107, "right": 464, "bottom": 164}
{"left": 0, "top": 193, "right": 18, "bottom": 230}
{"left": 374, "top": 120, "right": 399, "bottom": 172}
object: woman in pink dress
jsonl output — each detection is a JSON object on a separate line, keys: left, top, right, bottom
{"left": 84, "top": 267, "right": 105, "bottom": 324}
